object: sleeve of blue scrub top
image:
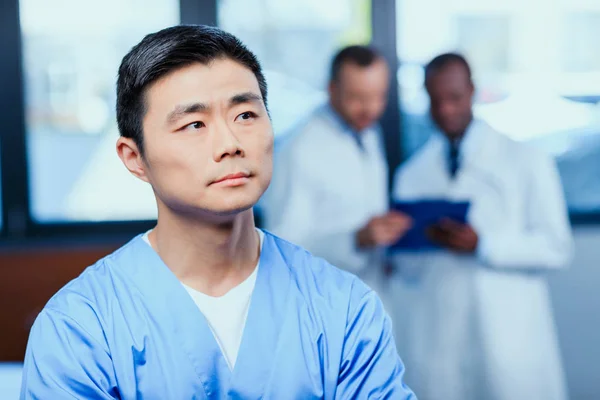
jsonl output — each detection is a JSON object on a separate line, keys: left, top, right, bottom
{"left": 336, "top": 287, "right": 416, "bottom": 399}
{"left": 20, "top": 308, "right": 119, "bottom": 400}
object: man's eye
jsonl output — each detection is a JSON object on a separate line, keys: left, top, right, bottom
{"left": 235, "top": 112, "right": 257, "bottom": 122}
{"left": 183, "top": 121, "right": 205, "bottom": 130}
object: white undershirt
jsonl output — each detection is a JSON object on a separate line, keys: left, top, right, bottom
{"left": 142, "top": 229, "right": 263, "bottom": 371}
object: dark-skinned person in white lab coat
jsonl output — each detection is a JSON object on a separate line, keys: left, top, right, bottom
{"left": 392, "top": 53, "right": 573, "bottom": 400}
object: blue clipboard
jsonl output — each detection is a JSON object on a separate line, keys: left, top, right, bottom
{"left": 390, "top": 199, "right": 470, "bottom": 252}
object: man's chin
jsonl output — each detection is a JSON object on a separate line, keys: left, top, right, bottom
{"left": 184, "top": 204, "right": 254, "bottom": 226}
{"left": 438, "top": 121, "right": 469, "bottom": 138}
{"left": 166, "top": 185, "right": 266, "bottom": 221}
{"left": 206, "top": 193, "right": 260, "bottom": 217}
{"left": 354, "top": 121, "right": 373, "bottom": 132}
{"left": 211, "top": 203, "right": 254, "bottom": 217}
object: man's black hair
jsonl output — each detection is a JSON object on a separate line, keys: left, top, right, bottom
{"left": 116, "top": 24, "right": 267, "bottom": 156}
{"left": 330, "top": 45, "right": 382, "bottom": 82}
{"left": 424, "top": 52, "right": 472, "bottom": 84}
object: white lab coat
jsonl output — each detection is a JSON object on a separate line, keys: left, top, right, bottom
{"left": 261, "top": 105, "right": 392, "bottom": 308}
{"left": 392, "top": 120, "right": 573, "bottom": 400}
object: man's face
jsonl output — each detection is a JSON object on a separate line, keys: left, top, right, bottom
{"left": 329, "top": 59, "right": 390, "bottom": 132}
{"left": 426, "top": 62, "right": 474, "bottom": 140}
{"left": 120, "top": 58, "right": 273, "bottom": 218}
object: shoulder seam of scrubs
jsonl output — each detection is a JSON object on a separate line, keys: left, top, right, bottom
{"left": 44, "top": 307, "right": 112, "bottom": 358}
{"left": 54, "top": 286, "right": 112, "bottom": 339}
{"left": 100, "top": 235, "right": 143, "bottom": 268}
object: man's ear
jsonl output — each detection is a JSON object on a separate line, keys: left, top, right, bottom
{"left": 116, "top": 137, "right": 150, "bottom": 183}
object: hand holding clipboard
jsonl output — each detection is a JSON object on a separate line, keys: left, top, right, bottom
{"left": 390, "top": 200, "right": 471, "bottom": 252}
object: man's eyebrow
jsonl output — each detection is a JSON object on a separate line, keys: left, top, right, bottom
{"left": 229, "top": 92, "right": 263, "bottom": 107}
{"left": 166, "top": 102, "right": 209, "bottom": 124}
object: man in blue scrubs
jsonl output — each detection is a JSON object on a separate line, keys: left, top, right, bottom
{"left": 20, "top": 25, "right": 415, "bottom": 399}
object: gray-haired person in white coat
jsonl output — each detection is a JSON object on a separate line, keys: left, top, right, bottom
{"left": 392, "top": 53, "right": 573, "bottom": 400}
{"left": 261, "top": 46, "right": 411, "bottom": 316}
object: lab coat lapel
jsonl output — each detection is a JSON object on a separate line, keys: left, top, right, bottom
{"left": 122, "top": 236, "right": 231, "bottom": 398}
{"left": 228, "top": 232, "right": 292, "bottom": 398}
{"left": 455, "top": 124, "right": 507, "bottom": 231}
{"left": 457, "top": 121, "right": 499, "bottom": 174}
{"left": 421, "top": 136, "right": 453, "bottom": 194}
{"left": 433, "top": 121, "right": 496, "bottom": 196}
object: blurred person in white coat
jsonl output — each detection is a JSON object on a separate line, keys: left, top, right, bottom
{"left": 392, "top": 53, "right": 573, "bottom": 400}
{"left": 261, "top": 45, "right": 411, "bottom": 313}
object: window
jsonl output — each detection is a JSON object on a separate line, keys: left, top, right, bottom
{"left": 396, "top": 0, "right": 600, "bottom": 213}
{"left": 218, "top": 0, "right": 372, "bottom": 139}
{"left": 20, "top": 0, "right": 180, "bottom": 223}
{"left": 562, "top": 13, "right": 600, "bottom": 73}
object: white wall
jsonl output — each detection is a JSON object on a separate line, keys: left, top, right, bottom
{"left": 549, "top": 226, "right": 600, "bottom": 400}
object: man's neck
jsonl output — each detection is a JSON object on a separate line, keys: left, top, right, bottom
{"left": 148, "top": 206, "right": 260, "bottom": 297}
